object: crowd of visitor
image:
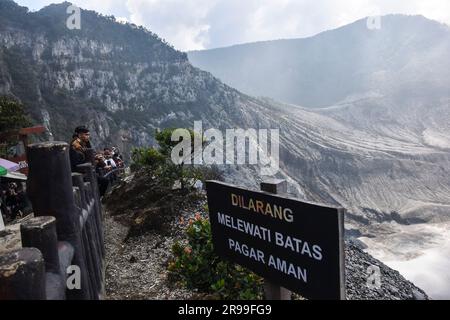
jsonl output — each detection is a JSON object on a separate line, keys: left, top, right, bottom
{"left": 0, "top": 181, "right": 29, "bottom": 223}
{"left": 70, "top": 126, "right": 125, "bottom": 197}
{"left": 1, "top": 125, "right": 125, "bottom": 225}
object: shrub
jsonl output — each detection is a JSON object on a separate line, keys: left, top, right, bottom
{"left": 168, "top": 216, "right": 263, "bottom": 300}
{"left": 0, "top": 95, "right": 32, "bottom": 133}
{"left": 0, "top": 96, "right": 33, "bottom": 157}
{"left": 190, "top": 165, "right": 223, "bottom": 183}
{"left": 130, "top": 128, "right": 221, "bottom": 190}
{"left": 130, "top": 147, "right": 165, "bottom": 172}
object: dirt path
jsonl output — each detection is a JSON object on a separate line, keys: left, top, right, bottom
{"left": 104, "top": 211, "right": 193, "bottom": 300}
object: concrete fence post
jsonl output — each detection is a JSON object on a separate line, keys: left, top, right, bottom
{"left": 84, "top": 148, "right": 96, "bottom": 165}
{"left": 20, "top": 216, "right": 60, "bottom": 274}
{"left": 81, "top": 182, "right": 103, "bottom": 265}
{"left": 72, "top": 174, "right": 88, "bottom": 211}
{"left": 0, "top": 248, "right": 46, "bottom": 300}
{"left": 77, "top": 164, "right": 105, "bottom": 257}
{"left": 73, "top": 186, "right": 98, "bottom": 299}
{"left": 0, "top": 210, "right": 5, "bottom": 231}
{"left": 261, "top": 179, "right": 292, "bottom": 300}
{"left": 27, "top": 142, "right": 77, "bottom": 238}
{"left": 26, "top": 141, "right": 90, "bottom": 300}
{"left": 73, "top": 175, "right": 102, "bottom": 299}
{"left": 77, "top": 163, "right": 103, "bottom": 217}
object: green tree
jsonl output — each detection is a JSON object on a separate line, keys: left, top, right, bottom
{"left": 156, "top": 128, "right": 202, "bottom": 190}
{"left": 0, "top": 96, "right": 32, "bottom": 133}
{"left": 130, "top": 128, "right": 217, "bottom": 191}
{"left": 130, "top": 147, "right": 165, "bottom": 172}
{"left": 0, "top": 96, "right": 32, "bottom": 157}
{"left": 155, "top": 127, "right": 197, "bottom": 158}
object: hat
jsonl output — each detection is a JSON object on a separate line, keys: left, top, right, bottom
{"left": 75, "top": 126, "right": 90, "bottom": 134}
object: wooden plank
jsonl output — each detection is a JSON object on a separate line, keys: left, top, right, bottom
{"left": 19, "top": 126, "right": 46, "bottom": 135}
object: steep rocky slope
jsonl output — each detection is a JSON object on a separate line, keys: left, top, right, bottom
{"left": 190, "top": 15, "right": 450, "bottom": 298}
{"left": 1, "top": 1, "right": 448, "bottom": 227}
{"left": 0, "top": 0, "right": 250, "bottom": 152}
{"left": 1, "top": 0, "right": 448, "bottom": 297}
{"left": 104, "top": 171, "right": 428, "bottom": 300}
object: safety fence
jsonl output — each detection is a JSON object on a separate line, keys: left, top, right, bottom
{"left": 0, "top": 141, "right": 105, "bottom": 300}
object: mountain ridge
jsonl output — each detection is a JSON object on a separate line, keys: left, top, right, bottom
{"left": 1, "top": 0, "right": 449, "bottom": 298}
{"left": 188, "top": 14, "right": 450, "bottom": 108}
{"left": 189, "top": 14, "right": 450, "bottom": 53}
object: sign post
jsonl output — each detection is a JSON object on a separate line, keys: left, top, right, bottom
{"left": 206, "top": 180, "right": 346, "bottom": 300}
{"left": 0, "top": 209, "right": 5, "bottom": 232}
{"left": 261, "top": 179, "right": 291, "bottom": 300}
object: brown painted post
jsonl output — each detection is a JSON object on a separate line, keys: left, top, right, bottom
{"left": 26, "top": 141, "right": 90, "bottom": 300}
{"left": 21, "top": 216, "right": 60, "bottom": 274}
{"left": 260, "top": 179, "right": 292, "bottom": 300}
{"left": 0, "top": 248, "right": 46, "bottom": 300}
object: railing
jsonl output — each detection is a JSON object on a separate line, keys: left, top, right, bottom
{"left": 0, "top": 142, "right": 105, "bottom": 300}
{"left": 102, "top": 167, "right": 125, "bottom": 179}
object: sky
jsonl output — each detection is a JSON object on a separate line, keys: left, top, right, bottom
{"left": 15, "top": 0, "right": 450, "bottom": 51}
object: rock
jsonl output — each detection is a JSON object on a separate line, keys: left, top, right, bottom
{"left": 412, "top": 289, "right": 427, "bottom": 301}
{"left": 345, "top": 241, "right": 429, "bottom": 300}
{"left": 349, "top": 238, "right": 368, "bottom": 250}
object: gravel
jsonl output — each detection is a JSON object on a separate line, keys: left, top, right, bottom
{"left": 104, "top": 200, "right": 429, "bottom": 300}
{"left": 345, "top": 240, "right": 428, "bottom": 300}
{"left": 104, "top": 199, "right": 205, "bottom": 300}
{"left": 103, "top": 172, "right": 428, "bottom": 300}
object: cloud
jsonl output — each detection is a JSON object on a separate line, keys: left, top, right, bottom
{"left": 15, "top": 0, "right": 450, "bottom": 51}
{"left": 115, "top": 17, "right": 129, "bottom": 24}
{"left": 125, "top": 0, "right": 217, "bottom": 51}
{"left": 108, "top": 0, "right": 450, "bottom": 51}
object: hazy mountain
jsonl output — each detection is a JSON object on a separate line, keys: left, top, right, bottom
{"left": 1, "top": 1, "right": 449, "bottom": 297}
{"left": 189, "top": 15, "right": 450, "bottom": 298}
{"left": 187, "top": 14, "right": 450, "bottom": 229}
{"left": 188, "top": 15, "right": 450, "bottom": 108}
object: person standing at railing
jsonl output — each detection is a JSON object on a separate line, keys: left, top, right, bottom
{"left": 69, "top": 126, "right": 92, "bottom": 172}
{"left": 103, "top": 149, "right": 117, "bottom": 169}
{"left": 111, "top": 147, "right": 124, "bottom": 168}
{"left": 103, "top": 149, "right": 120, "bottom": 184}
{"left": 94, "top": 153, "right": 111, "bottom": 197}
